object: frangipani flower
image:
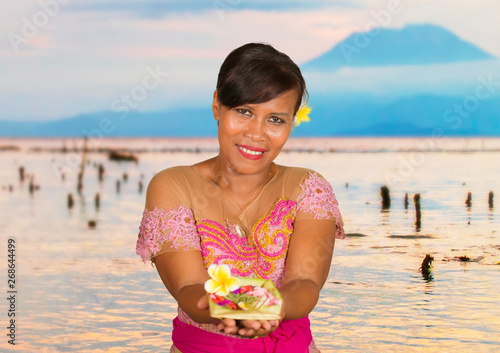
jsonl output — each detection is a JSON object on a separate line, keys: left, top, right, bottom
{"left": 204, "top": 264, "right": 240, "bottom": 296}
{"left": 294, "top": 104, "right": 311, "bottom": 126}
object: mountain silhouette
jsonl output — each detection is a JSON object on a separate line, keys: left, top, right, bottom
{"left": 302, "top": 23, "right": 495, "bottom": 71}
{"left": 1, "top": 24, "right": 498, "bottom": 137}
{"left": 2, "top": 93, "right": 499, "bottom": 137}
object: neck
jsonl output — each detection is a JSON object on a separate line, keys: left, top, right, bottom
{"left": 217, "top": 156, "right": 273, "bottom": 195}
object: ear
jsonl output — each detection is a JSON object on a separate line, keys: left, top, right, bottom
{"left": 212, "top": 90, "right": 220, "bottom": 122}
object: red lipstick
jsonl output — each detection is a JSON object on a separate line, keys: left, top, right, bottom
{"left": 237, "top": 144, "right": 266, "bottom": 160}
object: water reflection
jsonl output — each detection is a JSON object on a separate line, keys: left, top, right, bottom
{"left": 2, "top": 139, "right": 500, "bottom": 352}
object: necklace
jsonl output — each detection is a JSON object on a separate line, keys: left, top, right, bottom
{"left": 217, "top": 157, "right": 273, "bottom": 238}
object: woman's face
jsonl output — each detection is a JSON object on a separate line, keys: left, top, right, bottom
{"left": 213, "top": 89, "right": 297, "bottom": 176}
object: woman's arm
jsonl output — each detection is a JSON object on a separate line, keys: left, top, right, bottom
{"left": 279, "top": 218, "right": 336, "bottom": 320}
{"left": 221, "top": 218, "right": 336, "bottom": 337}
{"left": 140, "top": 169, "right": 217, "bottom": 324}
{"left": 154, "top": 250, "right": 216, "bottom": 324}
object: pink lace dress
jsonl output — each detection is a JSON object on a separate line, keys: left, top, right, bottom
{"left": 136, "top": 165, "right": 345, "bottom": 352}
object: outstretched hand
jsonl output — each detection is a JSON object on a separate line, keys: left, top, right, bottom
{"left": 197, "top": 294, "right": 284, "bottom": 338}
{"left": 216, "top": 318, "right": 280, "bottom": 338}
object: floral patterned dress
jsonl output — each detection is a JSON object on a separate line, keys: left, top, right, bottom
{"left": 136, "top": 165, "right": 345, "bottom": 352}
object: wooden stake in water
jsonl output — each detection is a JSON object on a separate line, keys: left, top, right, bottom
{"left": 29, "top": 176, "right": 35, "bottom": 195}
{"left": 488, "top": 191, "right": 494, "bottom": 209}
{"left": 404, "top": 193, "right": 409, "bottom": 209}
{"left": 95, "top": 193, "right": 101, "bottom": 210}
{"left": 414, "top": 193, "right": 421, "bottom": 231}
{"left": 77, "top": 136, "right": 88, "bottom": 194}
{"left": 98, "top": 164, "right": 105, "bottom": 182}
{"left": 419, "top": 254, "right": 434, "bottom": 282}
{"left": 380, "top": 185, "right": 391, "bottom": 209}
{"left": 19, "top": 166, "right": 25, "bottom": 182}
{"left": 67, "top": 193, "right": 74, "bottom": 209}
{"left": 465, "top": 192, "right": 472, "bottom": 208}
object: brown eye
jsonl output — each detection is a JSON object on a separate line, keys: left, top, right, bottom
{"left": 269, "top": 116, "right": 285, "bottom": 125}
{"left": 236, "top": 109, "right": 251, "bottom": 116}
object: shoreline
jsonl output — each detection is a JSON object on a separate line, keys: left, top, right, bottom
{"left": 2, "top": 136, "right": 500, "bottom": 154}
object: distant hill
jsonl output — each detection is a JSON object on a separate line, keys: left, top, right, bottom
{"left": 301, "top": 23, "right": 495, "bottom": 71}
{"left": 2, "top": 23, "right": 498, "bottom": 138}
{"left": 296, "top": 94, "right": 500, "bottom": 136}
{"left": 0, "top": 108, "right": 215, "bottom": 137}
{"left": 1, "top": 94, "right": 499, "bottom": 137}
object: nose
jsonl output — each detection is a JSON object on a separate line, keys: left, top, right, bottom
{"left": 244, "top": 116, "right": 265, "bottom": 141}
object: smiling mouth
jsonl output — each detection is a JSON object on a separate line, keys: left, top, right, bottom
{"left": 237, "top": 145, "right": 265, "bottom": 155}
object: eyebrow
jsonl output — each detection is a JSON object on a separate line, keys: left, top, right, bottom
{"left": 240, "top": 105, "right": 292, "bottom": 118}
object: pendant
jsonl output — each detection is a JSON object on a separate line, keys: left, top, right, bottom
{"left": 234, "top": 224, "right": 247, "bottom": 238}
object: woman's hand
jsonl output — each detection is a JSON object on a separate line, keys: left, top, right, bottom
{"left": 216, "top": 318, "right": 280, "bottom": 338}
{"left": 196, "top": 292, "right": 280, "bottom": 337}
{"left": 197, "top": 284, "right": 286, "bottom": 338}
{"left": 212, "top": 298, "right": 285, "bottom": 338}
{"left": 196, "top": 294, "right": 211, "bottom": 315}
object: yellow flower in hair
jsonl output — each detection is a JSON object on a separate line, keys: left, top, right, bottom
{"left": 295, "top": 104, "right": 311, "bottom": 126}
{"left": 204, "top": 264, "right": 240, "bottom": 296}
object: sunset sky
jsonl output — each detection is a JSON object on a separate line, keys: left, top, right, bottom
{"left": 1, "top": 0, "right": 499, "bottom": 122}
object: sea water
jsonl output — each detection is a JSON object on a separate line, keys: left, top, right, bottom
{"left": 0, "top": 137, "right": 499, "bottom": 352}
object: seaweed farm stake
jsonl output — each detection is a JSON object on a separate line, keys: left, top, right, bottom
{"left": 414, "top": 193, "right": 421, "bottom": 231}
{"left": 67, "top": 193, "right": 74, "bottom": 209}
{"left": 19, "top": 166, "right": 25, "bottom": 182}
{"left": 77, "top": 136, "right": 88, "bottom": 194}
{"left": 419, "top": 254, "right": 434, "bottom": 282}
{"left": 95, "top": 193, "right": 100, "bottom": 210}
{"left": 465, "top": 192, "right": 472, "bottom": 208}
{"left": 98, "top": 163, "right": 105, "bottom": 182}
{"left": 380, "top": 185, "right": 391, "bottom": 209}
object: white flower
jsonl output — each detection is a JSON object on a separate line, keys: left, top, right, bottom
{"left": 204, "top": 264, "right": 240, "bottom": 296}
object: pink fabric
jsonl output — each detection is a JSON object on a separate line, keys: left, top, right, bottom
{"left": 135, "top": 170, "right": 345, "bottom": 265}
{"left": 172, "top": 316, "right": 312, "bottom": 353}
{"left": 197, "top": 199, "right": 296, "bottom": 286}
{"left": 297, "top": 172, "right": 345, "bottom": 239}
{"left": 136, "top": 206, "right": 200, "bottom": 263}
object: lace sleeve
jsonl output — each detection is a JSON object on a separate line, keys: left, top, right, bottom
{"left": 296, "top": 171, "right": 346, "bottom": 239}
{"left": 135, "top": 205, "right": 201, "bottom": 264}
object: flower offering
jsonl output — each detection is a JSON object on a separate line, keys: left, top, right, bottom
{"left": 204, "top": 264, "right": 283, "bottom": 320}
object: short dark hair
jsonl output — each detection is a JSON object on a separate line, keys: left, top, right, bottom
{"left": 216, "top": 43, "right": 307, "bottom": 115}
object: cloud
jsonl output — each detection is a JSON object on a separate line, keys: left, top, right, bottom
{"left": 0, "top": 1, "right": 499, "bottom": 122}
{"left": 0, "top": 7, "right": 360, "bottom": 121}
{"left": 64, "top": 0, "right": 359, "bottom": 18}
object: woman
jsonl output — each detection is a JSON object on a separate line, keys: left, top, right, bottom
{"left": 136, "top": 43, "right": 345, "bottom": 352}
